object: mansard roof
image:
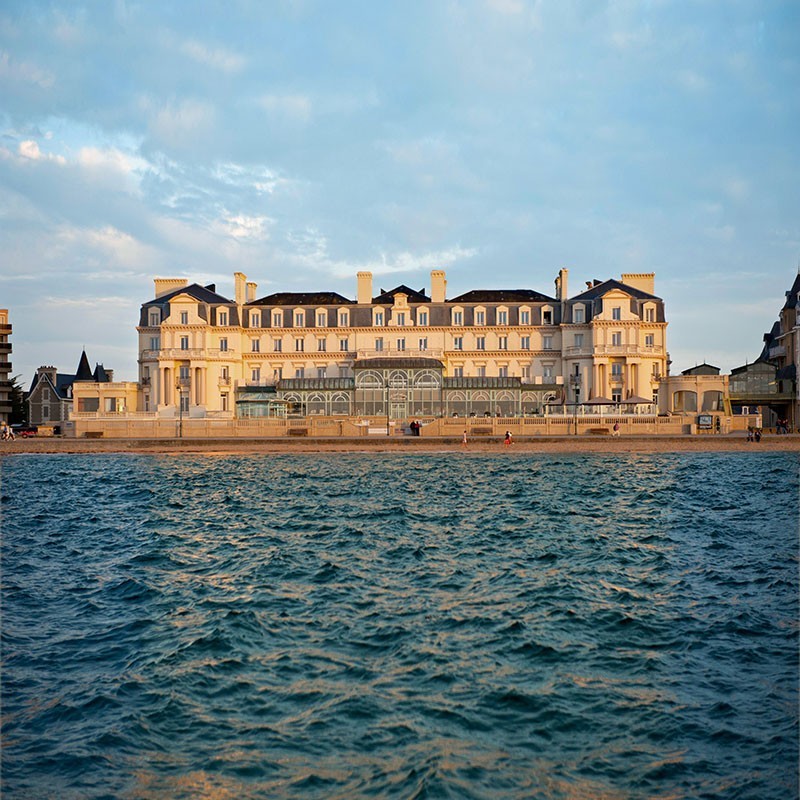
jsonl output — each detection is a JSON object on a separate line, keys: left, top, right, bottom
{"left": 252, "top": 292, "right": 353, "bottom": 306}
{"left": 372, "top": 285, "right": 431, "bottom": 304}
{"left": 782, "top": 272, "right": 800, "bottom": 310}
{"left": 571, "top": 279, "right": 660, "bottom": 302}
{"left": 147, "top": 283, "right": 233, "bottom": 306}
{"left": 448, "top": 289, "right": 556, "bottom": 304}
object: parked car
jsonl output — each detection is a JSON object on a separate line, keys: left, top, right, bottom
{"left": 11, "top": 424, "right": 38, "bottom": 438}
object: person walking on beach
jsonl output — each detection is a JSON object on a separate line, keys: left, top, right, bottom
{"left": 612, "top": 422, "right": 620, "bottom": 437}
{"left": 504, "top": 430, "right": 512, "bottom": 447}
{"left": 462, "top": 429, "right": 468, "bottom": 448}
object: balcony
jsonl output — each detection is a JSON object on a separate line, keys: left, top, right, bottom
{"left": 594, "top": 344, "right": 664, "bottom": 356}
{"left": 218, "top": 376, "right": 231, "bottom": 386}
{"left": 0, "top": 342, "right": 11, "bottom": 353}
{"left": 357, "top": 348, "right": 444, "bottom": 360}
{"left": 769, "top": 344, "right": 786, "bottom": 359}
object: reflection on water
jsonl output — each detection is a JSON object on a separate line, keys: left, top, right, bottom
{"left": 2, "top": 452, "right": 798, "bottom": 799}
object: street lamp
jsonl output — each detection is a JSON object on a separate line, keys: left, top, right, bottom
{"left": 570, "top": 373, "right": 581, "bottom": 436}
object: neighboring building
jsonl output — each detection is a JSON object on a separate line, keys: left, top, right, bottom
{"left": 0, "top": 309, "right": 10, "bottom": 423}
{"left": 730, "top": 271, "right": 800, "bottom": 430}
{"left": 133, "top": 269, "right": 668, "bottom": 419}
{"left": 27, "top": 350, "right": 113, "bottom": 426}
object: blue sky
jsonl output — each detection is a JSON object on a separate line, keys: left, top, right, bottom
{"left": 1, "top": 0, "right": 798, "bottom": 387}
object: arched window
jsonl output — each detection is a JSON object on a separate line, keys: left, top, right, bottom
{"left": 702, "top": 391, "right": 724, "bottom": 412}
{"left": 672, "top": 390, "right": 698, "bottom": 412}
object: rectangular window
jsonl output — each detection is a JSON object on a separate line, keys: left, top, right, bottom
{"left": 317, "top": 339, "right": 327, "bottom": 352}
{"left": 221, "top": 366, "right": 229, "bottom": 379}
{"left": 338, "top": 313, "right": 348, "bottom": 327}
{"left": 317, "top": 313, "right": 327, "bottom": 327}
{"left": 418, "top": 310, "right": 428, "bottom": 326}
{"left": 294, "top": 312, "right": 305, "bottom": 327}
{"left": 150, "top": 336, "right": 160, "bottom": 351}
{"left": 149, "top": 310, "right": 160, "bottom": 326}
{"left": 317, "top": 367, "right": 327, "bottom": 379}
{"left": 251, "top": 312, "right": 260, "bottom": 327}
{"left": 521, "top": 336, "right": 530, "bottom": 350}
{"left": 273, "top": 339, "right": 282, "bottom": 352}
{"left": 274, "top": 367, "right": 283, "bottom": 381}
{"left": 645, "top": 334, "right": 654, "bottom": 347}
{"left": 453, "top": 310, "right": 463, "bottom": 325}
{"left": 295, "top": 339, "right": 304, "bottom": 352}
{"left": 612, "top": 307, "right": 621, "bottom": 320}
{"left": 497, "top": 310, "right": 508, "bottom": 325}
{"left": 251, "top": 368, "right": 260, "bottom": 382}
{"left": 476, "top": 311, "right": 485, "bottom": 325}
{"left": 498, "top": 366, "right": 508, "bottom": 377}
{"left": 251, "top": 339, "right": 260, "bottom": 352}
{"left": 453, "top": 367, "right": 463, "bottom": 378}
{"left": 573, "top": 307, "right": 585, "bottom": 324}
{"left": 543, "top": 335, "right": 552, "bottom": 350}
{"left": 543, "top": 365, "right": 553, "bottom": 379}
{"left": 339, "top": 339, "right": 349, "bottom": 352}
{"left": 646, "top": 308, "right": 655, "bottom": 322}
{"left": 396, "top": 312, "right": 406, "bottom": 325}
{"left": 273, "top": 312, "right": 283, "bottom": 327}
{"left": 476, "top": 336, "right": 486, "bottom": 350}
{"left": 453, "top": 336, "right": 463, "bottom": 350}
{"left": 611, "top": 363, "right": 623, "bottom": 375}
{"left": 574, "top": 334, "right": 583, "bottom": 347}
{"left": 218, "top": 311, "right": 228, "bottom": 326}
{"left": 221, "top": 393, "right": 228, "bottom": 412}
{"left": 611, "top": 332, "right": 622, "bottom": 346}
{"left": 180, "top": 311, "right": 188, "bottom": 324}
{"left": 498, "top": 336, "right": 508, "bottom": 350}
{"left": 419, "top": 337, "right": 428, "bottom": 351}
{"left": 542, "top": 310, "right": 552, "bottom": 325}
{"left": 612, "top": 390, "right": 622, "bottom": 403}
{"left": 219, "top": 337, "right": 228, "bottom": 352}
{"left": 520, "top": 310, "right": 530, "bottom": 325}
{"left": 295, "top": 367, "right": 305, "bottom": 379}
{"left": 375, "top": 337, "right": 384, "bottom": 352}
{"left": 180, "top": 336, "right": 189, "bottom": 350}
{"left": 477, "top": 366, "right": 486, "bottom": 377}
{"left": 396, "top": 338, "right": 406, "bottom": 351}
{"left": 375, "top": 311, "right": 384, "bottom": 326}
{"left": 522, "top": 366, "right": 531, "bottom": 380}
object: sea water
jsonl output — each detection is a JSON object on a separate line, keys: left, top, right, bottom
{"left": 1, "top": 452, "right": 797, "bottom": 799}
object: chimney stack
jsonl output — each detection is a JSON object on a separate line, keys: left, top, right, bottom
{"left": 154, "top": 278, "right": 188, "bottom": 298}
{"left": 246, "top": 281, "right": 258, "bottom": 303}
{"left": 431, "top": 270, "right": 447, "bottom": 303}
{"left": 357, "top": 271, "right": 373, "bottom": 304}
{"left": 234, "top": 272, "right": 247, "bottom": 305}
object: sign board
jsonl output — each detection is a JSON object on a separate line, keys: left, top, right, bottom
{"left": 697, "top": 414, "right": 713, "bottom": 429}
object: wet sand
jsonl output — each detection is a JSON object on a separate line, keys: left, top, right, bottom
{"left": 2, "top": 435, "right": 799, "bottom": 456}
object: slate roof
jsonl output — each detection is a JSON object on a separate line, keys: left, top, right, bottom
{"left": 570, "top": 278, "right": 660, "bottom": 301}
{"left": 782, "top": 272, "right": 800, "bottom": 310}
{"left": 372, "top": 285, "right": 431, "bottom": 304}
{"left": 75, "top": 350, "right": 94, "bottom": 381}
{"left": 448, "top": 289, "right": 556, "bottom": 303}
{"left": 354, "top": 357, "right": 444, "bottom": 370}
{"left": 252, "top": 292, "right": 353, "bottom": 306}
{"left": 147, "top": 283, "right": 233, "bottom": 305}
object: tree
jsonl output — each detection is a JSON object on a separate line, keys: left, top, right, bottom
{"left": 9, "top": 375, "right": 25, "bottom": 424}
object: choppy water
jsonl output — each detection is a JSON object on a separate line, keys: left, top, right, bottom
{"left": 1, "top": 452, "right": 798, "bottom": 799}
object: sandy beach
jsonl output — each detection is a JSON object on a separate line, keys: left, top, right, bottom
{"left": 1, "top": 434, "right": 798, "bottom": 456}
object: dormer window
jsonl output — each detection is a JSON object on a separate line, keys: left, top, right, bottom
{"left": 272, "top": 311, "right": 283, "bottom": 327}
{"left": 542, "top": 307, "right": 553, "bottom": 325}
{"left": 316, "top": 310, "right": 328, "bottom": 327}
{"left": 452, "top": 308, "right": 463, "bottom": 326}
{"left": 519, "top": 308, "right": 530, "bottom": 325}
{"left": 218, "top": 310, "right": 228, "bottom": 326}
{"left": 395, "top": 312, "right": 406, "bottom": 326}
{"left": 338, "top": 311, "right": 349, "bottom": 327}
{"left": 612, "top": 306, "right": 621, "bottom": 321}
{"left": 497, "top": 308, "right": 508, "bottom": 326}
{"left": 475, "top": 308, "right": 486, "bottom": 326}
{"left": 294, "top": 310, "right": 305, "bottom": 327}
{"left": 149, "top": 309, "right": 160, "bottom": 326}
{"left": 573, "top": 305, "right": 585, "bottom": 324}
{"left": 417, "top": 310, "right": 428, "bottom": 326}
{"left": 251, "top": 311, "right": 261, "bottom": 327}
{"left": 180, "top": 311, "right": 189, "bottom": 325}
{"left": 644, "top": 304, "right": 656, "bottom": 322}
{"left": 374, "top": 310, "right": 385, "bottom": 326}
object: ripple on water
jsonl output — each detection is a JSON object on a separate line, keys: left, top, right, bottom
{"left": 1, "top": 451, "right": 797, "bottom": 799}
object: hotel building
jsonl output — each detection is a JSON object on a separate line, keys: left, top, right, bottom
{"left": 134, "top": 269, "right": 668, "bottom": 420}
{"left": 0, "top": 309, "right": 11, "bottom": 423}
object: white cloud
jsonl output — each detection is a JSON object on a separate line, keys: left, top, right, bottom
{"left": 213, "top": 213, "right": 274, "bottom": 241}
{"left": 149, "top": 99, "right": 216, "bottom": 147}
{"left": 77, "top": 145, "right": 149, "bottom": 176}
{"left": 56, "top": 224, "right": 155, "bottom": 268}
{"left": 180, "top": 40, "right": 245, "bottom": 74}
{"left": 326, "top": 245, "right": 478, "bottom": 279}
{"left": 257, "top": 93, "right": 312, "bottom": 122}
{"left": 0, "top": 50, "right": 55, "bottom": 89}
{"left": 17, "top": 139, "right": 66, "bottom": 164}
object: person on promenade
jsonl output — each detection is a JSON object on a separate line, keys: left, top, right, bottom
{"left": 462, "top": 429, "right": 468, "bottom": 448}
{"left": 612, "top": 422, "right": 620, "bottom": 437}
{"left": 504, "top": 430, "right": 512, "bottom": 447}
